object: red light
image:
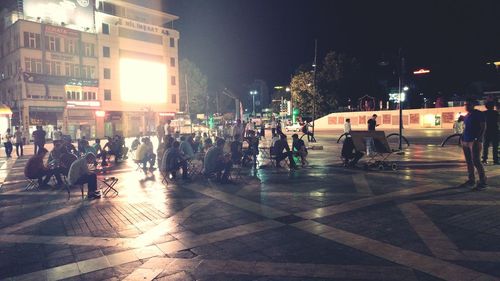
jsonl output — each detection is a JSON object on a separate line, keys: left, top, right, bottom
{"left": 413, "top": 69, "right": 430, "bottom": 75}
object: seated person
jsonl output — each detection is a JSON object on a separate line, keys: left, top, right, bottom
{"left": 135, "top": 137, "right": 156, "bottom": 169}
{"left": 292, "top": 134, "right": 308, "bottom": 166}
{"left": 104, "top": 136, "right": 126, "bottom": 163}
{"left": 203, "top": 138, "right": 232, "bottom": 183}
{"left": 77, "top": 136, "right": 89, "bottom": 156}
{"left": 67, "top": 153, "right": 100, "bottom": 199}
{"left": 130, "top": 135, "right": 141, "bottom": 152}
{"left": 61, "top": 138, "right": 78, "bottom": 155}
{"left": 341, "top": 136, "right": 364, "bottom": 167}
{"left": 271, "top": 134, "right": 297, "bottom": 169}
{"left": 91, "top": 138, "right": 108, "bottom": 166}
{"left": 180, "top": 136, "right": 195, "bottom": 160}
{"left": 243, "top": 131, "right": 259, "bottom": 168}
{"left": 230, "top": 134, "right": 243, "bottom": 164}
{"left": 25, "top": 148, "right": 64, "bottom": 187}
{"left": 161, "top": 141, "right": 188, "bottom": 179}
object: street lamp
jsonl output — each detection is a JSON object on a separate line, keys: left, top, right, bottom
{"left": 250, "top": 90, "right": 258, "bottom": 116}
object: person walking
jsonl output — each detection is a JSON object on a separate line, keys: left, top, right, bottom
{"left": 32, "top": 126, "right": 46, "bottom": 155}
{"left": 53, "top": 126, "right": 63, "bottom": 141}
{"left": 462, "top": 99, "right": 487, "bottom": 190}
{"left": 3, "top": 128, "right": 13, "bottom": 158}
{"left": 482, "top": 101, "right": 498, "bottom": 165}
{"left": 367, "top": 114, "right": 379, "bottom": 131}
{"left": 344, "top": 118, "right": 352, "bottom": 134}
{"left": 13, "top": 126, "right": 23, "bottom": 157}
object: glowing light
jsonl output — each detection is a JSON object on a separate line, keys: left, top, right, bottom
{"left": 413, "top": 68, "right": 431, "bottom": 75}
{"left": 424, "top": 114, "right": 436, "bottom": 124}
{"left": 120, "top": 58, "right": 167, "bottom": 104}
{"left": 95, "top": 110, "right": 105, "bottom": 117}
{"left": 403, "top": 86, "right": 409, "bottom": 91}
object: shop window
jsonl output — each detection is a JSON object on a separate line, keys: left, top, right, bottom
{"left": 102, "top": 23, "right": 110, "bottom": 35}
{"left": 104, "top": 89, "right": 111, "bottom": 101}
{"left": 83, "top": 92, "right": 88, "bottom": 100}
{"left": 103, "top": 46, "right": 110, "bottom": 57}
{"left": 103, "top": 68, "right": 111, "bottom": 79}
{"left": 66, "top": 91, "right": 71, "bottom": 99}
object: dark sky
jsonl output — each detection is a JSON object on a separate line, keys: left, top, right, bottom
{"left": 164, "top": 0, "right": 500, "bottom": 93}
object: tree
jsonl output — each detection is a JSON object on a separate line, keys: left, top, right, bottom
{"left": 290, "top": 51, "right": 361, "bottom": 117}
{"left": 290, "top": 71, "right": 323, "bottom": 117}
{"left": 179, "top": 59, "right": 208, "bottom": 115}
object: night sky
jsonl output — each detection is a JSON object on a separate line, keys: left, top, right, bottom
{"left": 163, "top": 0, "right": 500, "bottom": 95}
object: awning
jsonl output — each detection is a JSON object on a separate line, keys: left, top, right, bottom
{"left": 0, "top": 104, "right": 12, "bottom": 115}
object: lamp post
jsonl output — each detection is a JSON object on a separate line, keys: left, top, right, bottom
{"left": 250, "top": 90, "right": 258, "bottom": 116}
{"left": 397, "top": 49, "right": 406, "bottom": 152}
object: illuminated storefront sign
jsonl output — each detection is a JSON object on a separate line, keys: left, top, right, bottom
{"left": 23, "top": 0, "right": 94, "bottom": 30}
{"left": 117, "top": 18, "right": 170, "bottom": 35}
{"left": 67, "top": 100, "right": 101, "bottom": 108}
{"left": 44, "top": 25, "right": 79, "bottom": 37}
{"left": 23, "top": 73, "right": 98, "bottom": 87}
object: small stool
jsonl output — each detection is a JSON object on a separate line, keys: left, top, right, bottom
{"left": 100, "top": 177, "right": 118, "bottom": 196}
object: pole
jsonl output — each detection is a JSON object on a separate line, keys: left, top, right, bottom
{"left": 312, "top": 39, "right": 318, "bottom": 142}
{"left": 398, "top": 49, "right": 404, "bottom": 151}
{"left": 185, "top": 76, "right": 189, "bottom": 114}
{"left": 252, "top": 94, "right": 255, "bottom": 116}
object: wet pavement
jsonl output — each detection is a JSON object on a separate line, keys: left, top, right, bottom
{"left": 0, "top": 133, "right": 499, "bottom": 281}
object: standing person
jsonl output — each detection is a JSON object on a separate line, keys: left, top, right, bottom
{"left": 344, "top": 118, "right": 352, "bottom": 134}
{"left": 157, "top": 122, "right": 165, "bottom": 144}
{"left": 3, "top": 128, "right": 13, "bottom": 158}
{"left": 482, "top": 101, "right": 498, "bottom": 165}
{"left": 14, "top": 126, "right": 24, "bottom": 157}
{"left": 232, "top": 119, "right": 244, "bottom": 140}
{"left": 462, "top": 99, "right": 487, "bottom": 190}
{"left": 271, "top": 117, "right": 277, "bottom": 137}
{"left": 260, "top": 122, "right": 265, "bottom": 139}
{"left": 75, "top": 126, "right": 82, "bottom": 142}
{"left": 367, "top": 114, "right": 379, "bottom": 131}
{"left": 276, "top": 119, "right": 285, "bottom": 137}
{"left": 245, "top": 118, "right": 255, "bottom": 137}
{"left": 164, "top": 120, "right": 174, "bottom": 136}
{"left": 53, "top": 126, "right": 62, "bottom": 141}
{"left": 32, "top": 126, "right": 46, "bottom": 155}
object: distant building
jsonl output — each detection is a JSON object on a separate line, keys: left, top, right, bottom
{"left": 0, "top": 0, "right": 179, "bottom": 139}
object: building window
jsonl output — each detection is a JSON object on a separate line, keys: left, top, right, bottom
{"left": 104, "top": 89, "right": 111, "bottom": 101}
{"left": 14, "top": 33, "right": 19, "bottom": 49}
{"left": 65, "top": 63, "right": 72, "bottom": 76}
{"left": 65, "top": 39, "right": 76, "bottom": 54}
{"left": 23, "top": 32, "right": 41, "bottom": 49}
{"left": 171, "top": 94, "right": 176, "bottom": 104}
{"left": 6, "top": 63, "right": 12, "bottom": 77}
{"left": 102, "top": 23, "right": 110, "bottom": 35}
{"left": 169, "top": 37, "right": 175, "bottom": 48}
{"left": 83, "top": 43, "right": 95, "bottom": 57}
{"left": 74, "top": 64, "right": 80, "bottom": 77}
{"left": 103, "top": 68, "right": 111, "bottom": 79}
{"left": 103, "top": 46, "right": 110, "bottom": 57}
{"left": 170, "top": 57, "right": 176, "bottom": 67}
{"left": 25, "top": 58, "right": 42, "bottom": 73}
{"left": 171, "top": 76, "right": 176, "bottom": 86}
{"left": 45, "top": 36, "right": 61, "bottom": 52}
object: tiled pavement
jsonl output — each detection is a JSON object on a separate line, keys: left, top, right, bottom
{"left": 0, "top": 137, "right": 499, "bottom": 281}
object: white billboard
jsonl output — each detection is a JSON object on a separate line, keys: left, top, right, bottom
{"left": 23, "top": 0, "right": 95, "bottom": 30}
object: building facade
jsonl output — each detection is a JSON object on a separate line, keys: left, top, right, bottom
{"left": 0, "top": 0, "right": 179, "bottom": 140}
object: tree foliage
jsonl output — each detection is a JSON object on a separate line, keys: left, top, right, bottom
{"left": 290, "top": 51, "right": 361, "bottom": 117}
{"left": 179, "top": 59, "right": 208, "bottom": 114}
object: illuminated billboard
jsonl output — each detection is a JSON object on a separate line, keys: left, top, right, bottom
{"left": 119, "top": 58, "right": 167, "bottom": 104}
{"left": 23, "top": 0, "right": 94, "bottom": 30}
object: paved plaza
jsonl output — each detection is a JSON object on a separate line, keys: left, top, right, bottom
{"left": 0, "top": 131, "right": 499, "bottom": 281}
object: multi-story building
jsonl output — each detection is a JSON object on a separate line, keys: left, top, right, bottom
{"left": 0, "top": 0, "right": 179, "bottom": 139}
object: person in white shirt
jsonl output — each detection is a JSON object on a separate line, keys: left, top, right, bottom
{"left": 245, "top": 119, "right": 255, "bottom": 137}
{"left": 232, "top": 119, "right": 244, "bottom": 139}
{"left": 53, "top": 126, "right": 63, "bottom": 141}
{"left": 270, "top": 118, "right": 277, "bottom": 137}
{"left": 14, "top": 126, "right": 24, "bottom": 157}
{"left": 344, "top": 118, "right": 352, "bottom": 134}
{"left": 67, "top": 153, "right": 100, "bottom": 199}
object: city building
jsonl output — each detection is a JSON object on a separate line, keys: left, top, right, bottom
{"left": 0, "top": 0, "right": 180, "bottom": 140}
